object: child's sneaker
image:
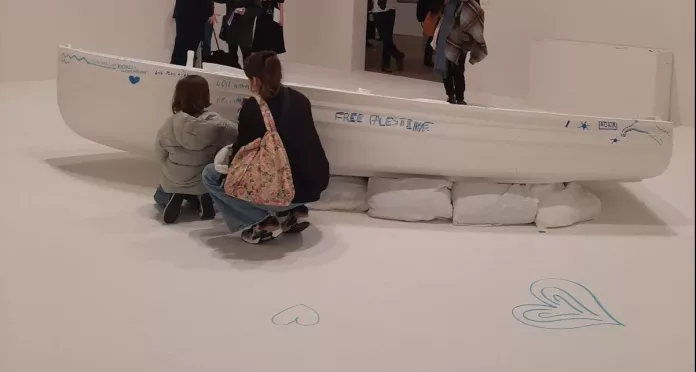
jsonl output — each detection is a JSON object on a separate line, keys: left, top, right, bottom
{"left": 163, "top": 194, "right": 185, "bottom": 224}
{"left": 241, "top": 217, "right": 283, "bottom": 244}
{"left": 198, "top": 193, "right": 216, "bottom": 220}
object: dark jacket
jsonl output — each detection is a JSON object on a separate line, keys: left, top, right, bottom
{"left": 232, "top": 87, "right": 330, "bottom": 204}
{"left": 225, "top": 0, "right": 262, "bottom": 47}
{"left": 253, "top": 0, "right": 286, "bottom": 54}
{"left": 174, "top": 0, "right": 214, "bottom": 23}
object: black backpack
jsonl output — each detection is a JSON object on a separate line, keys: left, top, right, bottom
{"left": 416, "top": 0, "right": 432, "bottom": 22}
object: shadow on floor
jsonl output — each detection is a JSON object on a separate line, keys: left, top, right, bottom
{"left": 190, "top": 224, "right": 325, "bottom": 263}
{"left": 45, "top": 152, "right": 159, "bottom": 193}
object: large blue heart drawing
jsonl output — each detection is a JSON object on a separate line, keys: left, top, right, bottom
{"left": 512, "top": 278, "right": 624, "bottom": 330}
{"left": 128, "top": 75, "right": 141, "bottom": 84}
{"left": 271, "top": 304, "right": 320, "bottom": 326}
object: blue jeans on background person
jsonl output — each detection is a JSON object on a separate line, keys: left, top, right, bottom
{"left": 201, "top": 164, "right": 301, "bottom": 233}
{"left": 202, "top": 21, "right": 214, "bottom": 58}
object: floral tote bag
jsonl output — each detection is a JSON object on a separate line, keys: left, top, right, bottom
{"left": 224, "top": 93, "right": 295, "bottom": 206}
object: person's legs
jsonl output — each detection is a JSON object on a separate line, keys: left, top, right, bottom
{"left": 372, "top": 11, "right": 392, "bottom": 70}
{"left": 170, "top": 20, "right": 189, "bottom": 65}
{"left": 202, "top": 21, "right": 213, "bottom": 58}
{"left": 202, "top": 164, "right": 281, "bottom": 233}
{"left": 240, "top": 46, "right": 253, "bottom": 65}
{"left": 424, "top": 36, "right": 434, "bottom": 67}
{"left": 154, "top": 185, "right": 172, "bottom": 208}
{"left": 442, "top": 60, "right": 455, "bottom": 103}
{"left": 226, "top": 43, "right": 241, "bottom": 68}
{"left": 452, "top": 53, "right": 467, "bottom": 103}
{"left": 381, "top": 9, "right": 404, "bottom": 70}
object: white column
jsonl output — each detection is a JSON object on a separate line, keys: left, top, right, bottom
{"left": 283, "top": 0, "right": 366, "bottom": 71}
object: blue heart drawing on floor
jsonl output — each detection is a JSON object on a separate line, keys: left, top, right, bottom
{"left": 512, "top": 278, "right": 624, "bottom": 330}
{"left": 271, "top": 304, "right": 320, "bottom": 326}
{"left": 128, "top": 75, "right": 140, "bottom": 84}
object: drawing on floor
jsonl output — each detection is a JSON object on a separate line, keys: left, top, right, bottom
{"left": 512, "top": 278, "right": 624, "bottom": 330}
{"left": 271, "top": 304, "right": 321, "bottom": 326}
{"left": 579, "top": 121, "right": 590, "bottom": 131}
{"left": 128, "top": 75, "right": 140, "bottom": 85}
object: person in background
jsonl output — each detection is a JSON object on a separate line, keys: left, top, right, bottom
{"left": 366, "top": 3, "right": 376, "bottom": 48}
{"left": 224, "top": 0, "right": 262, "bottom": 68}
{"left": 418, "top": 0, "right": 445, "bottom": 67}
{"left": 370, "top": 0, "right": 405, "bottom": 73}
{"left": 171, "top": 0, "right": 216, "bottom": 66}
{"left": 433, "top": 0, "right": 487, "bottom": 105}
{"left": 201, "top": 1, "right": 227, "bottom": 61}
{"left": 253, "top": 0, "right": 286, "bottom": 54}
{"left": 203, "top": 52, "right": 330, "bottom": 244}
{"left": 155, "top": 75, "right": 238, "bottom": 224}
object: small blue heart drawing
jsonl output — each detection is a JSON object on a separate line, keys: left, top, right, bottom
{"left": 128, "top": 75, "right": 141, "bottom": 84}
{"left": 512, "top": 278, "right": 624, "bottom": 330}
{"left": 271, "top": 304, "right": 320, "bottom": 326}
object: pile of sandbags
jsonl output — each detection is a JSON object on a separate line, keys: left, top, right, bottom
{"left": 366, "top": 177, "right": 453, "bottom": 222}
{"left": 309, "top": 175, "right": 601, "bottom": 229}
{"left": 452, "top": 182, "right": 601, "bottom": 228}
{"left": 309, "top": 176, "right": 368, "bottom": 212}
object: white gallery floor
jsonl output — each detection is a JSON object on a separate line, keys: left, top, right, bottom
{"left": 1, "top": 80, "right": 694, "bottom": 372}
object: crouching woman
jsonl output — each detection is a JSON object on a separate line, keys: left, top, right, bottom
{"left": 202, "top": 51, "right": 330, "bottom": 244}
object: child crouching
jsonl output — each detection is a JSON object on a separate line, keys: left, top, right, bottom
{"left": 155, "top": 75, "right": 238, "bottom": 224}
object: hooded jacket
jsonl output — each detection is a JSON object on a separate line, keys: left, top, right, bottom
{"left": 156, "top": 111, "right": 238, "bottom": 195}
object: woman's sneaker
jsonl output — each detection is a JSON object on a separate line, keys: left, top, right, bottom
{"left": 241, "top": 217, "right": 283, "bottom": 244}
{"left": 163, "top": 194, "right": 185, "bottom": 224}
{"left": 198, "top": 193, "right": 216, "bottom": 220}
{"left": 278, "top": 206, "right": 311, "bottom": 234}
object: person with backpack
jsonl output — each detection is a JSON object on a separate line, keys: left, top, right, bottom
{"left": 202, "top": 52, "right": 330, "bottom": 244}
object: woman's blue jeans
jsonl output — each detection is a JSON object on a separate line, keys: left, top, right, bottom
{"left": 201, "top": 164, "right": 301, "bottom": 233}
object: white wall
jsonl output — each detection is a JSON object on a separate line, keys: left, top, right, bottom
{"left": 0, "top": 0, "right": 693, "bottom": 126}
{"left": 0, "top": 0, "right": 177, "bottom": 82}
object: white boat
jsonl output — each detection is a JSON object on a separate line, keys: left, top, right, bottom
{"left": 57, "top": 45, "right": 674, "bottom": 183}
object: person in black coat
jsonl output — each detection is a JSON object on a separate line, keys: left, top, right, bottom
{"left": 171, "top": 0, "right": 215, "bottom": 66}
{"left": 202, "top": 51, "right": 330, "bottom": 244}
{"left": 252, "top": 0, "right": 286, "bottom": 54}
{"left": 223, "top": 0, "right": 262, "bottom": 67}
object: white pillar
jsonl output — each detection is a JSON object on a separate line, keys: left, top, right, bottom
{"left": 283, "top": 0, "right": 366, "bottom": 71}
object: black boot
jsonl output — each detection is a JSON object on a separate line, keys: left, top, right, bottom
{"left": 447, "top": 95, "right": 457, "bottom": 104}
{"left": 163, "top": 194, "right": 185, "bottom": 224}
{"left": 198, "top": 193, "right": 216, "bottom": 220}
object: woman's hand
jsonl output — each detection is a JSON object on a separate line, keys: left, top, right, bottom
{"left": 234, "top": 7, "right": 246, "bottom": 15}
{"left": 209, "top": 15, "right": 217, "bottom": 24}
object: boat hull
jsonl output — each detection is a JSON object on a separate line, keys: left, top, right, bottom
{"left": 57, "top": 46, "right": 673, "bottom": 183}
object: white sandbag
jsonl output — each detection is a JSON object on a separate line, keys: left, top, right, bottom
{"left": 366, "top": 177, "right": 453, "bottom": 222}
{"left": 308, "top": 176, "right": 368, "bottom": 212}
{"left": 452, "top": 183, "right": 539, "bottom": 226}
{"left": 534, "top": 183, "right": 601, "bottom": 229}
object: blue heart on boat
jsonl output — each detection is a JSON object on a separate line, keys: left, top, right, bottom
{"left": 128, "top": 75, "right": 141, "bottom": 84}
{"left": 512, "top": 278, "right": 624, "bottom": 330}
{"left": 271, "top": 304, "right": 320, "bottom": 326}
